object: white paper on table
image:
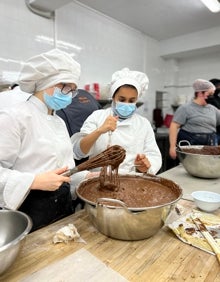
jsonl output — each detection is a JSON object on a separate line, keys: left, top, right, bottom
{"left": 21, "top": 248, "right": 128, "bottom": 282}
{"left": 168, "top": 210, "right": 220, "bottom": 255}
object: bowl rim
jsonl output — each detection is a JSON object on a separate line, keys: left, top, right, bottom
{"left": 176, "top": 150, "right": 220, "bottom": 157}
{"left": 0, "top": 210, "right": 32, "bottom": 252}
{"left": 191, "top": 190, "right": 220, "bottom": 203}
{"left": 76, "top": 173, "right": 183, "bottom": 211}
{"left": 176, "top": 145, "right": 220, "bottom": 156}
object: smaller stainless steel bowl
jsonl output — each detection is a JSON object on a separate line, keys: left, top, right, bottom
{"left": 0, "top": 210, "right": 32, "bottom": 275}
{"left": 176, "top": 145, "right": 220, "bottom": 178}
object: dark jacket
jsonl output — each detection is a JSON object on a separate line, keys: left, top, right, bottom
{"left": 57, "top": 89, "right": 101, "bottom": 137}
{"left": 207, "top": 90, "right": 220, "bottom": 134}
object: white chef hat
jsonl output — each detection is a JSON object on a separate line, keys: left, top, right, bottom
{"left": 110, "top": 68, "right": 149, "bottom": 97}
{"left": 192, "top": 79, "right": 215, "bottom": 92}
{"left": 19, "top": 49, "right": 81, "bottom": 93}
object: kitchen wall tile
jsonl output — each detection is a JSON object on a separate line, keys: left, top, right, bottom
{"left": 56, "top": 2, "right": 144, "bottom": 87}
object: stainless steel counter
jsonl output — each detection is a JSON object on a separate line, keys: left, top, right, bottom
{"left": 159, "top": 164, "right": 220, "bottom": 201}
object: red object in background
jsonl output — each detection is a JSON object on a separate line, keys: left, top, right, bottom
{"left": 84, "top": 84, "right": 90, "bottom": 91}
{"left": 93, "top": 83, "right": 100, "bottom": 100}
{"left": 84, "top": 83, "right": 100, "bottom": 100}
{"left": 163, "top": 114, "right": 173, "bottom": 128}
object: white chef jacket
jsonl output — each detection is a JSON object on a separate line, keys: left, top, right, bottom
{"left": 72, "top": 108, "right": 162, "bottom": 174}
{"left": 0, "top": 96, "right": 87, "bottom": 209}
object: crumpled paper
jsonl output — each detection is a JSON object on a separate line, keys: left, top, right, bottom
{"left": 53, "top": 224, "right": 86, "bottom": 244}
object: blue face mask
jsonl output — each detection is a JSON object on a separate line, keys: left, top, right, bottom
{"left": 113, "top": 101, "right": 136, "bottom": 119}
{"left": 43, "top": 87, "right": 72, "bottom": 111}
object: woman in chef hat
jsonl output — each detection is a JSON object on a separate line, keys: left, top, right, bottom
{"left": 0, "top": 49, "right": 93, "bottom": 231}
{"left": 169, "top": 78, "right": 220, "bottom": 159}
{"left": 72, "top": 68, "right": 162, "bottom": 175}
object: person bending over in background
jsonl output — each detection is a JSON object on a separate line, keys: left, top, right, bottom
{"left": 206, "top": 78, "right": 220, "bottom": 144}
{"left": 71, "top": 68, "right": 162, "bottom": 175}
{"left": 0, "top": 49, "right": 96, "bottom": 231}
{"left": 169, "top": 79, "right": 220, "bottom": 159}
{"left": 57, "top": 89, "right": 101, "bottom": 137}
{"left": 57, "top": 89, "right": 101, "bottom": 165}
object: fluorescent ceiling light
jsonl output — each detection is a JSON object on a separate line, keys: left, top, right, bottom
{"left": 200, "top": 0, "right": 220, "bottom": 13}
{"left": 35, "top": 35, "right": 82, "bottom": 52}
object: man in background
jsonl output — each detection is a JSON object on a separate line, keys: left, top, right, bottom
{"left": 57, "top": 89, "right": 101, "bottom": 165}
{"left": 206, "top": 78, "right": 220, "bottom": 144}
{"left": 57, "top": 89, "right": 101, "bottom": 137}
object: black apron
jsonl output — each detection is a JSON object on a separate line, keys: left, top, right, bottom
{"left": 177, "top": 129, "right": 218, "bottom": 146}
{"left": 19, "top": 182, "right": 73, "bottom": 232}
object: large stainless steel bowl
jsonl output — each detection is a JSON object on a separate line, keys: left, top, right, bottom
{"left": 0, "top": 210, "right": 32, "bottom": 275}
{"left": 76, "top": 174, "right": 182, "bottom": 241}
{"left": 176, "top": 145, "right": 220, "bottom": 178}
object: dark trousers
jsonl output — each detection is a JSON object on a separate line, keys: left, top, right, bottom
{"left": 177, "top": 129, "right": 218, "bottom": 146}
{"left": 217, "top": 133, "right": 220, "bottom": 145}
{"left": 19, "top": 182, "right": 74, "bottom": 232}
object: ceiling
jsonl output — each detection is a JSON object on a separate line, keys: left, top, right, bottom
{"left": 74, "top": 0, "right": 220, "bottom": 41}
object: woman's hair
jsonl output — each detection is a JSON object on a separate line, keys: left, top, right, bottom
{"left": 112, "top": 84, "right": 137, "bottom": 98}
{"left": 10, "top": 83, "right": 19, "bottom": 90}
{"left": 209, "top": 78, "right": 220, "bottom": 87}
{"left": 194, "top": 91, "right": 205, "bottom": 98}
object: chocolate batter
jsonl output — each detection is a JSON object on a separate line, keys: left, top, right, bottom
{"left": 77, "top": 175, "right": 181, "bottom": 208}
{"left": 99, "top": 166, "right": 120, "bottom": 191}
{"left": 181, "top": 146, "right": 220, "bottom": 155}
{"left": 77, "top": 146, "right": 181, "bottom": 208}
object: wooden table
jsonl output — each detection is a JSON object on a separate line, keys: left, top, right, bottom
{"left": 1, "top": 166, "right": 220, "bottom": 281}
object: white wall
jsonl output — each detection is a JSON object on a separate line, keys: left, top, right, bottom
{"left": 162, "top": 51, "right": 220, "bottom": 107}
{"left": 0, "top": 0, "right": 147, "bottom": 88}
{"left": 159, "top": 26, "right": 220, "bottom": 108}
{"left": 0, "top": 0, "right": 53, "bottom": 84}
{"left": 56, "top": 2, "right": 145, "bottom": 89}
{"left": 0, "top": 0, "right": 166, "bottom": 122}
{"left": 140, "top": 36, "right": 166, "bottom": 121}
{"left": 160, "top": 26, "right": 220, "bottom": 59}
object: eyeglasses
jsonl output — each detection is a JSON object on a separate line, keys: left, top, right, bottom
{"left": 61, "top": 84, "right": 78, "bottom": 98}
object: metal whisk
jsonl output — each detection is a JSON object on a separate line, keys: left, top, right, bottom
{"left": 62, "top": 145, "right": 126, "bottom": 176}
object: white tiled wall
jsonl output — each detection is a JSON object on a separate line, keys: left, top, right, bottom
{"left": 56, "top": 2, "right": 145, "bottom": 88}
{"left": 0, "top": 0, "right": 146, "bottom": 86}
{"left": 0, "top": 0, "right": 219, "bottom": 123}
{"left": 0, "top": 0, "right": 163, "bottom": 121}
{"left": 0, "top": 0, "right": 53, "bottom": 80}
